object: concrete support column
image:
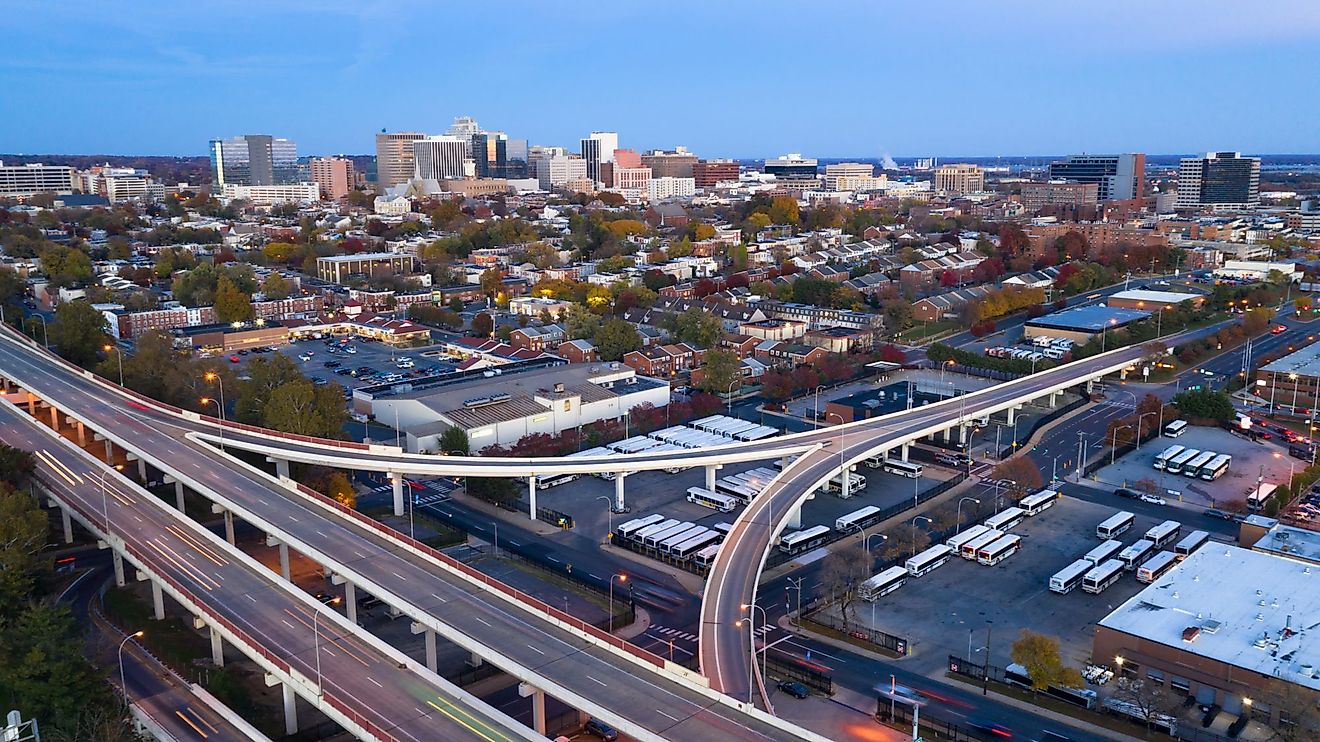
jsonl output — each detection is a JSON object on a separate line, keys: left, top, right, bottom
{"left": 901, "top": 443, "right": 910, "bottom": 462}
{"left": 103, "top": 439, "right": 114, "bottom": 464}
{"left": 785, "top": 503, "right": 803, "bottom": 530}
{"left": 1086, "top": 379, "right": 1094, "bottom": 394}
{"left": 839, "top": 468, "right": 851, "bottom": 498}
{"left": 75, "top": 421, "right": 86, "bottom": 446}
{"left": 174, "top": 481, "right": 186, "bottom": 511}
{"left": 112, "top": 550, "right": 126, "bottom": 587}
{"left": 614, "top": 472, "right": 626, "bottom": 512}
{"left": 223, "top": 510, "right": 235, "bottom": 545}
{"left": 49, "top": 405, "right": 59, "bottom": 429}
{"left": 60, "top": 507, "right": 73, "bottom": 544}
{"left": 278, "top": 543, "right": 290, "bottom": 581}
{"left": 390, "top": 472, "right": 404, "bottom": 517}
{"left": 942, "top": 427, "right": 951, "bottom": 443}
{"left": 26, "top": 392, "right": 37, "bottom": 415}
{"left": 210, "top": 626, "right": 225, "bottom": 667}
{"left": 519, "top": 684, "right": 547, "bottom": 735}
{"left": 705, "top": 465, "right": 720, "bottom": 491}
{"left": 344, "top": 583, "right": 357, "bottom": 625}
{"left": 424, "top": 628, "right": 437, "bottom": 673}
{"left": 468, "top": 652, "right": 484, "bottom": 668}
{"left": 1049, "top": 391, "right": 1060, "bottom": 407}
{"left": 528, "top": 476, "right": 538, "bottom": 521}
{"left": 959, "top": 424, "right": 969, "bottom": 445}
{"left": 150, "top": 580, "right": 165, "bottom": 621}
{"left": 282, "top": 683, "right": 298, "bottom": 736}
{"left": 136, "top": 458, "right": 148, "bottom": 482}
{"left": 1006, "top": 406, "right": 1016, "bottom": 426}
{"left": 1120, "top": 367, "right": 1129, "bottom": 380}
{"left": 274, "top": 458, "right": 290, "bottom": 479}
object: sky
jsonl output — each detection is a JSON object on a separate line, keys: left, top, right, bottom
{"left": 2, "top": 1, "right": 1319, "bottom": 159}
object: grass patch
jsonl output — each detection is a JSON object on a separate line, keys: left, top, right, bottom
{"left": 800, "top": 618, "right": 903, "bottom": 659}
{"left": 944, "top": 673, "right": 1178, "bottom": 740}
{"left": 899, "top": 320, "right": 959, "bottom": 344}
{"left": 102, "top": 586, "right": 210, "bottom": 676}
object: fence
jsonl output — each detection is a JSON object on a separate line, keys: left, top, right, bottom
{"left": 765, "top": 653, "right": 832, "bottom": 695}
{"left": 804, "top": 611, "right": 910, "bottom": 657}
{"left": 877, "top": 699, "right": 981, "bottom": 741}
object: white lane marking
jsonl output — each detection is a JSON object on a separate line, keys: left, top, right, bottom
{"left": 586, "top": 675, "right": 608, "bottom": 687}
{"left": 367, "top": 677, "right": 383, "bottom": 688}
{"left": 391, "top": 571, "right": 407, "bottom": 580}
{"left": 657, "top": 710, "right": 681, "bottom": 722}
{"left": 430, "top": 592, "right": 447, "bottom": 603}
{"left": 474, "top": 617, "right": 491, "bottom": 627}
{"left": 526, "top": 644, "right": 545, "bottom": 655}
{"left": 281, "top": 619, "right": 296, "bottom": 629}
{"left": 246, "top": 594, "right": 257, "bottom": 602}
{"left": 546, "top": 556, "right": 560, "bottom": 563}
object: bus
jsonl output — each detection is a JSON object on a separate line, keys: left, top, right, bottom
{"left": 693, "top": 543, "right": 721, "bottom": 568}
{"left": 686, "top": 487, "right": 738, "bottom": 512}
{"left": 1174, "top": 530, "right": 1209, "bottom": 559}
{"left": 670, "top": 530, "right": 721, "bottom": 559}
{"left": 714, "top": 479, "right": 758, "bottom": 504}
{"left": 712, "top": 522, "right": 735, "bottom": 537}
{"left": 1118, "top": 539, "right": 1156, "bottom": 571}
{"left": 1082, "top": 559, "right": 1125, "bottom": 594}
{"left": 977, "top": 534, "right": 1022, "bottom": 566}
{"left": 535, "top": 473, "right": 581, "bottom": 490}
{"left": 778, "top": 525, "right": 831, "bottom": 554}
{"left": 1247, "top": 482, "right": 1278, "bottom": 512}
{"left": 1163, "top": 419, "right": 1188, "bottom": 438}
{"left": 960, "top": 529, "right": 1004, "bottom": 560}
{"left": 616, "top": 514, "right": 664, "bottom": 541}
{"left": 905, "top": 544, "right": 955, "bottom": 577}
{"left": 644, "top": 522, "right": 695, "bottom": 550}
{"left": 984, "top": 507, "right": 1027, "bottom": 533}
{"left": 882, "top": 460, "right": 924, "bottom": 479}
{"left": 858, "top": 566, "right": 908, "bottom": 601}
{"left": 1200, "top": 453, "right": 1231, "bottom": 481}
{"left": 1096, "top": 511, "right": 1135, "bottom": 539}
{"left": 632, "top": 518, "right": 679, "bottom": 544}
{"left": 1153, "top": 445, "right": 1186, "bottom": 471}
{"left": 946, "top": 525, "right": 989, "bottom": 552}
{"left": 1083, "top": 539, "right": 1125, "bottom": 566}
{"left": 1183, "top": 451, "right": 1217, "bottom": 478}
{"left": 658, "top": 525, "right": 708, "bottom": 554}
{"left": 1019, "top": 489, "right": 1059, "bottom": 515}
{"left": 1049, "top": 559, "right": 1094, "bottom": 594}
{"left": 1165, "top": 448, "right": 1201, "bottom": 474}
{"left": 1137, "top": 551, "right": 1179, "bottom": 583}
{"left": 1144, "top": 520, "right": 1182, "bottom": 549}
{"left": 825, "top": 471, "right": 867, "bottom": 496}
{"left": 835, "top": 505, "right": 882, "bottom": 533}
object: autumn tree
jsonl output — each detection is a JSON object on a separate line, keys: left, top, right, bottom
{"left": 991, "top": 457, "right": 1044, "bottom": 494}
{"left": 260, "top": 272, "right": 291, "bottom": 300}
{"left": 213, "top": 275, "right": 254, "bottom": 323}
{"left": 471, "top": 311, "right": 494, "bottom": 338}
{"left": 49, "top": 300, "right": 108, "bottom": 367}
{"left": 1009, "top": 630, "right": 1082, "bottom": 695}
{"left": 818, "top": 544, "right": 871, "bottom": 629}
{"left": 262, "top": 380, "right": 348, "bottom": 439}
{"left": 697, "top": 349, "right": 741, "bottom": 395}
{"left": 767, "top": 196, "right": 800, "bottom": 226}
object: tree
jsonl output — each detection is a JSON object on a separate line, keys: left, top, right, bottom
{"left": 1109, "top": 677, "right": 1183, "bottom": 733}
{"left": 439, "top": 425, "right": 469, "bottom": 454}
{"left": 1268, "top": 679, "right": 1320, "bottom": 741}
{"left": 467, "top": 476, "right": 519, "bottom": 507}
{"left": 38, "top": 245, "right": 94, "bottom": 287}
{"left": 0, "top": 602, "right": 117, "bottom": 735}
{"left": 767, "top": 196, "right": 800, "bottom": 225}
{"left": 818, "top": 544, "right": 871, "bottom": 629}
{"left": 1171, "top": 389, "right": 1235, "bottom": 422}
{"left": 883, "top": 298, "right": 914, "bottom": 331}
{"left": 448, "top": 296, "right": 465, "bottom": 313}
{"left": 594, "top": 319, "right": 641, "bottom": 361}
{"left": 263, "top": 381, "right": 349, "bottom": 439}
{"left": 317, "top": 470, "right": 356, "bottom": 509}
{"left": 561, "top": 304, "right": 598, "bottom": 340}
{"left": 471, "top": 312, "right": 494, "bottom": 338}
{"left": 260, "top": 272, "right": 291, "bottom": 300}
{"left": 991, "top": 457, "right": 1044, "bottom": 494}
{"left": 0, "top": 481, "right": 46, "bottom": 619}
{"left": 697, "top": 349, "right": 740, "bottom": 395}
{"left": 1009, "top": 630, "right": 1082, "bottom": 695}
{"left": 0, "top": 444, "right": 34, "bottom": 485}
{"left": 234, "top": 354, "right": 304, "bottom": 424}
{"left": 49, "top": 300, "right": 108, "bottom": 367}
{"left": 671, "top": 307, "right": 723, "bottom": 347}
{"left": 212, "top": 275, "right": 254, "bottom": 323}
{"left": 729, "top": 244, "right": 749, "bottom": 272}
{"left": 479, "top": 268, "right": 503, "bottom": 298}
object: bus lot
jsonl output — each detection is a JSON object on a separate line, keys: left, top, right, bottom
{"left": 834, "top": 495, "right": 1195, "bottom": 675}
{"left": 1092, "top": 423, "right": 1290, "bottom": 509}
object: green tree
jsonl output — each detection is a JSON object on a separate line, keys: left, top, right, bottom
{"left": 561, "top": 304, "right": 598, "bottom": 340}
{"left": 212, "top": 275, "right": 254, "bottom": 323}
{"left": 313, "top": 470, "right": 356, "bottom": 508}
{"left": 728, "top": 244, "right": 749, "bottom": 272}
{"left": 0, "top": 602, "right": 116, "bottom": 734}
{"left": 260, "top": 272, "right": 291, "bottom": 300}
{"left": 439, "top": 425, "right": 469, "bottom": 454}
{"left": 0, "top": 267, "right": 26, "bottom": 328}
{"left": 1171, "top": 389, "right": 1235, "bottom": 422}
{"left": 262, "top": 381, "right": 348, "bottom": 439}
{"left": 38, "top": 245, "right": 94, "bottom": 287}
{"left": 594, "top": 319, "right": 641, "bottom": 361}
{"left": 0, "top": 481, "right": 46, "bottom": 618}
{"left": 467, "top": 476, "right": 518, "bottom": 506}
{"left": 697, "top": 349, "right": 740, "bottom": 395}
{"left": 1009, "top": 629, "right": 1082, "bottom": 695}
{"left": 49, "top": 300, "right": 108, "bottom": 367}
{"left": 0, "top": 443, "right": 35, "bottom": 485}
{"left": 234, "top": 354, "right": 303, "bottom": 425}
{"left": 671, "top": 307, "right": 723, "bottom": 347}
{"left": 447, "top": 296, "right": 465, "bottom": 312}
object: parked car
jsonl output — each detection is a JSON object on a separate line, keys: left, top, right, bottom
{"left": 1114, "top": 487, "right": 1142, "bottom": 500}
{"left": 228, "top": 355, "right": 241, "bottom": 363}
{"left": 1139, "top": 494, "right": 1167, "bottom": 506}
{"left": 1203, "top": 508, "right": 1233, "bottom": 521}
{"left": 583, "top": 719, "right": 618, "bottom": 741}
{"left": 776, "top": 680, "right": 809, "bottom": 699}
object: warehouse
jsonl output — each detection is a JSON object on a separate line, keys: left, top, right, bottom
{"left": 1023, "top": 305, "right": 1150, "bottom": 345}
{"left": 1106, "top": 289, "right": 1205, "bottom": 312}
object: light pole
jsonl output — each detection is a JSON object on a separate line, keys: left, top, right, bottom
{"left": 825, "top": 411, "right": 848, "bottom": 496}
{"left": 100, "top": 464, "right": 124, "bottom": 532}
{"left": 104, "top": 344, "right": 124, "bottom": 386}
{"left": 812, "top": 384, "right": 826, "bottom": 428}
{"left": 609, "top": 574, "right": 627, "bottom": 633}
{"left": 940, "top": 359, "right": 954, "bottom": 388}
{"left": 863, "top": 531, "right": 888, "bottom": 554}
{"left": 597, "top": 495, "right": 614, "bottom": 539}
{"left": 1101, "top": 318, "right": 1118, "bottom": 352}
{"left": 956, "top": 497, "right": 980, "bottom": 534}
{"left": 909, "top": 515, "right": 932, "bottom": 557}
{"left": 1291, "top": 373, "right": 1301, "bottom": 414}
{"left": 726, "top": 378, "right": 740, "bottom": 414}
{"left": 199, "top": 397, "right": 224, "bottom": 454}
{"left": 117, "top": 630, "right": 145, "bottom": 705}
{"left": 740, "top": 603, "right": 769, "bottom": 704}
{"left": 1110, "top": 424, "right": 1133, "bottom": 466}
{"left": 203, "top": 372, "right": 226, "bottom": 453}
{"left": 786, "top": 577, "right": 804, "bottom": 627}
{"left": 36, "top": 314, "right": 48, "bottom": 348}
{"left": 314, "top": 597, "right": 342, "bottom": 695}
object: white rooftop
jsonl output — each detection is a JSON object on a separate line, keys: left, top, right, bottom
{"left": 1253, "top": 524, "right": 1320, "bottom": 566}
{"left": 1109, "top": 289, "right": 1203, "bottom": 305}
{"left": 1099, "top": 544, "right": 1320, "bottom": 691}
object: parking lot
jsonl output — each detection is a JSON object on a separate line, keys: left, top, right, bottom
{"left": 1092, "top": 422, "right": 1293, "bottom": 509}
{"left": 211, "top": 333, "right": 456, "bottom": 394}
{"left": 828, "top": 495, "right": 1209, "bottom": 675}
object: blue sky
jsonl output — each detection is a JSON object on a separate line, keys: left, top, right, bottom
{"left": 2, "top": 1, "right": 1318, "bottom": 158}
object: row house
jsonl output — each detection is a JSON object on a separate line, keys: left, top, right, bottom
{"left": 622, "top": 342, "right": 704, "bottom": 378}
{"left": 510, "top": 324, "right": 565, "bottom": 352}
{"left": 651, "top": 297, "right": 767, "bottom": 332}
{"left": 252, "top": 294, "right": 323, "bottom": 320}
{"left": 843, "top": 272, "right": 893, "bottom": 296}
{"left": 555, "top": 339, "right": 598, "bottom": 363}
{"left": 348, "top": 288, "right": 394, "bottom": 312}
{"left": 720, "top": 334, "right": 759, "bottom": 359}
{"left": 1001, "top": 267, "right": 1060, "bottom": 291}
{"left": 803, "top": 264, "right": 850, "bottom": 283}
{"left": 753, "top": 340, "right": 830, "bottom": 367}
{"left": 804, "top": 326, "right": 873, "bottom": 354}
{"left": 898, "top": 251, "right": 987, "bottom": 290}
{"left": 754, "top": 300, "right": 882, "bottom": 331}
{"left": 912, "top": 285, "right": 995, "bottom": 323}
{"left": 115, "top": 305, "right": 216, "bottom": 339}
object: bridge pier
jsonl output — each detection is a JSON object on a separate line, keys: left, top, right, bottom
{"left": 103, "top": 439, "right": 114, "bottom": 463}
{"left": 839, "top": 468, "right": 851, "bottom": 498}
{"left": 528, "top": 476, "right": 538, "bottom": 521}
{"left": 389, "top": 472, "right": 404, "bottom": 517}
{"left": 518, "top": 683, "right": 548, "bottom": 735}
{"left": 265, "top": 536, "right": 291, "bottom": 581}
{"left": 269, "top": 457, "right": 290, "bottom": 479}
{"left": 705, "top": 464, "right": 721, "bottom": 491}
{"left": 959, "top": 424, "right": 968, "bottom": 446}
{"left": 411, "top": 623, "right": 438, "bottom": 672}
{"left": 174, "top": 481, "right": 186, "bottom": 511}
{"left": 48, "top": 404, "right": 59, "bottom": 430}
{"left": 614, "top": 472, "right": 626, "bottom": 512}
{"left": 210, "top": 625, "right": 225, "bottom": 667}
{"left": 150, "top": 579, "right": 165, "bottom": 620}
{"left": 785, "top": 503, "right": 803, "bottom": 530}
{"left": 942, "top": 428, "right": 951, "bottom": 443}
{"left": 223, "top": 511, "right": 235, "bottom": 545}
{"left": 281, "top": 682, "right": 298, "bottom": 736}
{"left": 343, "top": 582, "right": 357, "bottom": 624}
{"left": 901, "top": 443, "right": 910, "bottom": 462}
{"left": 1049, "top": 391, "right": 1060, "bottom": 407}
{"left": 25, "top": 392, "right": 37, "bottom": 415}
{"left": 136, "top": 457, "right": 148, "bottom": 483}
{"left": 1005, "top": 406, "right": 1016, "bottom": 425}
{"left": 75, "top": 421, "right": 86, "bottom": 446}
{"left": 60, "top": 506, "right": 73, "bottom": 544}
{"left": 468, "top": 652, "right": 484, "bottom": 668}
{"left": 110, "top": 549, "right": 126, "bottom": 587}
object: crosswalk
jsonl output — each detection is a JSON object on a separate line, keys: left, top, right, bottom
{"left": 649, "top": 622, "right": 777, "bottom": 645}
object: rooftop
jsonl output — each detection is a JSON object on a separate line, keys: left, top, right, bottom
{"left": 1253, "top": 523, "right": 1320, "bottom": 566}
{"left": 1261, "top": 342, "right": 1320, "bottom": 379}
{"left": 316, "top": 252, "right": 411, "bottom": 263}
{"left": 1025, "top": 304, "right": 1150, "bottom": 333}
{"left": 1109, "top": 289, "right": 1204, "bottom": 305}
{"left": 1099, "top": 544, "right": 1320, "bottom": 691}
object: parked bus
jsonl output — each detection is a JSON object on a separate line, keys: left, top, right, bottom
{"left": 1163, "top": 419, "right": 1188, "bottom": 438}
{"left": 686, "top": 487, "right": 738, "bottom": 513}
{"left": 835, "top": 505, "right": 882, "bottom": 533}
{"left": 1082, "top": 559, "right": 1125, "bottom": 594}
{"left": 984, "top": 507, "right": 1027, "bottom": 533}
{"left": 858, "top": 566, "right": 908, "bottom": 601}
{"left": 1165, "top": 448, "right": 1200, "bottom": 474}
{"left": 616, "top": 514, "right": 664, "bottom": 541}
{"left": 778, "top": 525, "right": 831, "bottom": 554}
{"left": 1118, "top": 539, "right": 1156, "bottom": 570}
{"left": 1200, "top": 454, "right": 1232, "bottom": 481}
{"left": 712, "top": 522, "right": 735, "bottom": 537}
{"left": 631, "top": 518, "right": 679, "bottom": 544}
{"left": 1137, "top": 551, "right": 1179, "bottom": 583}
{"left": 1083, "top": 539, "right": 1125, "bottom": 566}
{"left": 535, "top": 473, "right": 581, "bottom": 490}
{"left": 1153, "top": 445, "right": 1186, "bottom": 471}
{"left": 1049, "top": 559, "right": 1094, "bottom": 594}
{"left": 1144, "top": 520, "right": 1182, "bottom": 549}
{"left": 1183, "top": 451, "right": 1217, "bottom": 478}
{"left": 658, "top": 525, "right": 708, "bottom": 554}
{"left": 946, "top": 525, "right": 989, "bottom": 552}
{"left": 714, "top": 479, "right": 758, "bottom": 504}
{"left": 882, "top": 460, "right": 924, "bottom": 479}
{"left": 960, "top": 529, "right": 1004, "bottom": 560}
{"left": 825, "top": 471, "right": 867, "bottom": 496}
{"left": 670, "top": 530, "right": 721, "bottom": 559}
{"left": 1174, "top": 530, "right": 1209, "bottom": 559}
{"left": 1019, "top": 489, "right": 1059, "bottom": 515}
{"left": 1247, "top": 482, "right": 1278, "bottom": 512}
{"left": 643, "top": 522, "right": 694, "bottom": 549}
{"left": 977, "top": 534, "right": 1022, "bottom": 566}
{"left": 905, "top": 544, "right": 955, "bottom": 577}
{"left": 693, "top": 543, "right": 721, "bottom": 568}
{"left": 1096, "top": 511, "right": 1135, "bottom": 539}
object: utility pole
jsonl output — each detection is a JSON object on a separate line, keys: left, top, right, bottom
{"left": 1075, "top": 432, "right": 1086, "bottom": 480}
{"left": 982, "top": 622, "right": 993, "bottom": 696}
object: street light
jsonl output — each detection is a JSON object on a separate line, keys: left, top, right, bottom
{"left": 199, "top": 397, "right": 224, "bottom": 453}
{"left": 812, "top": 384, "right": 827, "bottom": 428}
{"left": 740, "top": 603, "right": 769, "bottom": 705}
{"left": 35, "top": 314, "right": 48, "bottom": 348}
{"left": 785, "top": 577, "right": 804, "bottom": 628}
{"left": 1101, "top": 318, "right": 1118, "bottom": 352}
{"left": 100, "top": 463, "right": 124, "bottom": 533}
{"left": 203, "top": 372, "right": 226, "bottom": 453}
{"left": 315, "top": 597, "right": 343, "bottom": 695}
{"left": 725, "top": 377, "right": 740, "bottom": 414}
{"left": 1134, "top": 411, "right": 1156, "bottom": 450}
{"left": 104, "top": 344, "right": 124, "bottom": 386}
{"left": 956, "top": 497, "right": 980, "bottom": 534}
{"left": 863, "top": 531, "right": 888, "bottom": 554}
{"left": 1110, "top": 424, "right": 1133, "bottom": 466}
{"left": 117, "top": 630, "right": 145, "bottom": 705}
{"left": 609, "top": 574, "right": 627, "bottom": 633}
{"left": 597, "top": 495, "right": 614, "bottom": 540}
{"left": 824, "top": 412, "right": 849, "bottom": 497}
{"left": 910, "top": 515, "right": 932, "bottom": 557}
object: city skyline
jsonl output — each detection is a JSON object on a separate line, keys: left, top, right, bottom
{"left": 3, "top": 1, "right": 1320, "bottom": 158}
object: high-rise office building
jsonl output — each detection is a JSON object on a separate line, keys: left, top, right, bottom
{"left": 375, "top": 131, "right": 425, "bottom": 191}
{"left": 309, "top": 157, "right": 356, "bottom": 200}
{"left": 580, "top": 132, "right": 619, "bottom": 183}
{"left": 1046, "top": 153, "right": 1145, "bottom": 201}
{"left": 1175, "top": 152, "right": 1261, "bottom": 210}
{"left": 536, "top": 154, "right": 589, "bottom": 190}
{"left": 823, "top": 163, "right": 875, "bottom": 190}
{"left": 0, "top": 162, "right": 78, "bottom": 198}
{"left": 413, "top": 136, "right": 473, "bottom": 180}
{"left": 447, "top": 115, "right": 482, "bottom": 138}
{"left": 763, "top": 154, "right": 818, "bottom": 180}
{"left": 208, "top": 134, "right": 298, "bottom": 187}
{"left": 693, "top": 159, "right": 739, "bottom": 189}
{"left": 504, "top": 139, "right": 529, "bottom": 180}
{"left": 641, "top": 147, "right": 698, "bottom": 179}
{"left": 933, "top": 163, "right": 985, "bottom": 196}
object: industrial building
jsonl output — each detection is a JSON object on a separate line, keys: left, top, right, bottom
{"left": 1023, "top": 305, "right": 1150, "bottom": 345}
{"left": 1106, "top": 289, "right": 1205, "bottom": 312}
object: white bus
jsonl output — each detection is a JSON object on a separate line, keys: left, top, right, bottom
{"left": 1049, "top": 559, "right": 1094, "bottom": 594}
{"left": 960, "top": 529, "right": 1005, "bottom": 560}
{"left": 686, "top": 487, "right": 738, "bottom": 513}
{"left": 1200, "top": 454, "right": 1231, "bottom": 481}
{"left": 1163, "top": 419, "right": 1188, "bottom": 438}
{"left": 825, "top": 471, "right": 867, "bottom": 496}
{"left": 1082, "top": 559, "right": 1125, "bottom": 594}
{"left": 858, "top": 566, "right": 908, "bottom": 601}
{"left": 671, "top": 530, "right": 721, "bottom": 559}
{"left": 984, "top": 507, "right": 1027, "bottom": 533}
{"left": 693, "top": 543, "right": 721, "bottom": 568}
{"left": 659, "top": 526, "right": 708, "bottom": 554}
{"left": 632, "top": 518, "right": 679, "bottom": 544}
{"left": 835, "top": 505, "right": 882, "bottom": 533}
{"left": 882, "top": 460, "right": 924, "bottom": 478}
{"left": 535, "top": 473, "right": 581, "bottom": 490}
{"left": 1174, "top": 530, "right": 1209, "bottom": 559}
{"left": 946, "top": 525, "right": 990, "bottom": 552}
{"left": 1183, "top": 451, "right": 1217, "bottom": 479}
{"left": 714, "top": 479, "right": 758, "bottom": 504}
{"left": 905, "top": 544, "right": 955, "bottom": 577}
{"left": 1137, "top": 551, "right": 1179, "bottom": 583}
{"left": 778, "top": 525, "right": 831, "bottom": 554}
{"left": 644, "top": 522, "right": 694, "bottom": 549}
{"left": 1247, "top": 482, "right": 1278, "bottom": 512}
{"left": 977, "top": 534, "right": 1022, "bottom": 566}
{"left": 1165, "top": 448, "right": 1201, "bottom": 474}
{"left": 1084, "top": 539, "right": 1125, "bottom": 566}
{"left": 1096, "top": 511, "right": 1135, "bottom": 539}
{"left": 1118, "top": 539, "right": 1156, "bottom": 571}
{"left": 1144, "top": 520, "right": 1182, "bottom": 549}
{"left": 712, "top": 522, "right": 735, "bottom": 537}
{"left": 616, "top": 514, "right": 664, "bottom": 541}
{"left": 1153, "top": 445, "right": 1186, "bottom": 471}
{"left": 1019, "top": 489, "right": 1059, "bottom": 515}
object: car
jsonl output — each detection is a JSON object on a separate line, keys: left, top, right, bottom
{"left": 776, "top": 680, "right": 809, "bottom": 698}
{"left": 967, "top": 719, "right": 1014, "bottom": 738}
{"left": 228, "top": 355, "right": 241, "bottom": 363}
{"left": 313, "top": 591, "right": 338, "bottom": 605}
{"left": 1204, "top": 508, "right": 1234, "bottom": 521}
{"left": 1272, "top": 325, "right": 1287, "bottom": 335}
{"left": 1139, "top": 494, "right": 1167, "bottom": 506}
{"left": 237, "top": 348, "right": 249, "bottom": 355}
{"left": 298, "top": 354, "right": 313, "bottom": 362}
{"left": 583, "top": 719, "right": 618, "bottom": 741}
{"left": 1114, "top": 487, "right": 1142, "bottom": 499}
{"left": 344, "top": 346, "right": 357, "bottom": 354}
{"left": 335, "top": 368, "right": 352, "bottom": 376}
